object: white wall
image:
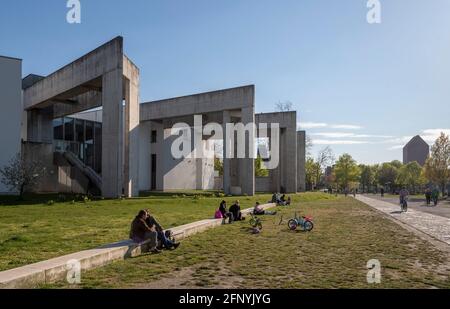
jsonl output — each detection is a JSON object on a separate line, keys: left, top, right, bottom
{"left": 0, "top": 56, "right": 22, "bottom": 194}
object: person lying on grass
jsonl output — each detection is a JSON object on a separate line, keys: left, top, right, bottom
{"left": 130, "top": 210, "right": 161, "bottom": 254}
{"left": 253, "top": 202, "right": 277, "bottom": 215}
{"left": 145, "top": 209, "right": 180, "bottom": 250}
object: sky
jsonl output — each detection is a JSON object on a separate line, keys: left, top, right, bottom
{"left": 1, "top": 0, "right": 449, "bottom": 164}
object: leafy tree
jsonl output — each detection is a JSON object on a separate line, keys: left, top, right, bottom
{"left": 397, "top": 161, "right": 426, "bottom": 194}
{"left": 390, "top": 160, "right": 403, "bottom": 169}
{"left": 334, "top": 154, "right": 360, "bottom": 190}
{"left": 423, "top": 132, "right": 450, "bottom": 195}
{"left": 0, "top": 153, "right": 46, "bottom": 198}
{"left": 305, "top": 157, "right": 321, "bottom": 191}
{"left": 377, "top": 162, "right": 399, "bottom": 192}
{"left": 255, "top": 155, "right": 269, "bottom": 177}
{"left": 359, "top": 164, "right": 375, "bottom": 193}
{"left": 214, "top": 157, "right": 223, "bottom": 176}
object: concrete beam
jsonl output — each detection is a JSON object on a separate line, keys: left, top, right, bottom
{"left": 23, "top": 37, "right": 124, "bottom": 110}
{"left": 140, "top": 85, "right": 255, "bottom": 122}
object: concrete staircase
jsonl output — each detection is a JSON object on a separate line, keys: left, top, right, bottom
{"left": 63, "top": 151, "right": 102, "bottom": 193}
{"left": 0, "top": 203, "right": 275, "bottom": 288}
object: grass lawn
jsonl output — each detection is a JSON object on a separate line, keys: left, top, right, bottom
{"left": 44, "top": 195, "right": 450, "bottom": 289}
{"left": 0, "top": 191, "right": 323, "bottom": 272}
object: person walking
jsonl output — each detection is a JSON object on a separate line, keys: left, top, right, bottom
{"left": 425, "top": 188, "right": 432, "bottom": 206}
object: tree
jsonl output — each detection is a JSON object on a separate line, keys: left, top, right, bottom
{"left": 423, "top": 132, "right": 450, "bottom": 195}
{"left": 275, "top": 101, "right": 293, "bottom": 112}
{"left": 255, "top": 155, "right": 269, "bottom": 177}
{"left": 0, "top": 153, "right": 46, "bottom": 198}
{"left": 305, "top": 157, "right": 321, "bottom": 191}
{"left": 377, "top": 162, "right": 399, "bottom": 192}
{"left": 334, "top": 154, "right": 360, "bottom": 190}
{"left": 359, "top": 164, "right": 375, "bottom": 193}
{"left": 305, "top": 135, "right": 313, "bottom": 157}
{"left": 397, "top": 161, "right": 426, "bottom": 194}
{"left": 317, "top": 146, "right": 335, "bottom": 171}
{"left": 214, "top": 157, "right": 223, "bottom": 176}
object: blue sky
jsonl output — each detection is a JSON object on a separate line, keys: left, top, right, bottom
{"left": 1, "top": 0, "right": 449, "bottom": 164}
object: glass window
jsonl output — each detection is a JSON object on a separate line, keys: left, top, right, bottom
{"left": 85, "top": 121, "right": 94, "bottom": 144}
{"left": 151, "top": 130, "right": 157, "bottom": 143}
{"left": 75, "top": 119, "right": 85, "bottom": 143}
{"left": 53, "top": 118, "right": 63, "bottom": 140}
{"left": 64, "top": 118, "right": 74, "bottom": 141}
{"left": 94, "top": 123, "right": 102, "bottom": 174}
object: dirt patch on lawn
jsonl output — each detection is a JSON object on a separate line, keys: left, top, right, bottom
{"left": 136, "top": 262, "right": 245, "bottom": 289}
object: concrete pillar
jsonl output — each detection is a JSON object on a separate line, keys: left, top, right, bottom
{"left": 239, "top": 106, "right": 255, "bottom": 196}
{"left": 283, "top": 125, "right": 297, "bottom": 193}
{"left": 101, "top": 69, "right": 124, "bottom": 198}
{"left": 26, "top": 107, "right": 53, "bottom": 144}
{"left": 123, "top": 77, "right": 140, "bottom": 197}
{"left": 297, "top": 131, "right": 306, "bottom": 192}
{"left": 222, "top": 111, "right": 231, "bottom": 195}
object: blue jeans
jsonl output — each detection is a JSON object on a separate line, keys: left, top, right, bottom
{"left": 158, "top": 231, "right": 174, "bottom": 248}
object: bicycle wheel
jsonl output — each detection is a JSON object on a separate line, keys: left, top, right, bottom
{"left": 288, "top": 219, "right": 298, "bottom": 231}
{"left": 304, "top": 220, "right": 314, "bottom": 231}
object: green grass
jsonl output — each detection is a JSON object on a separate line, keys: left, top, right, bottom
{"left": 44, "top": 195, "right": 450, "bottom": 289}
{"left": 0, "top": 192, "right": 326, "bottom": 271}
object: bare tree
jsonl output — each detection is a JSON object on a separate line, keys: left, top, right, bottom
{"left": 0, "top": 153, "right": 46, "bottom": 198}
{"left": 317, "top": 146, "right": 335, "bottom": 171}
{"left": 305, "top": 135, "right": 313, "bottom": 157}
{"left": 275, "top": 101, "right": 293, "bottom": 112}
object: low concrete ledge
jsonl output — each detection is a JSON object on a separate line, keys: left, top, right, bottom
{"left": 0, "top": 203, "right": 275, "bottom": 288}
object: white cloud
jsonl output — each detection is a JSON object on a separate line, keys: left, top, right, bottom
{"left": 387, "top": 145, "right": 404, "bottom": 150}
{"left": 312, "top": 139, "right": 369, "bottom": 145}
{"left": 330, "top": 124, "right": 363, "bottom": 130}
{"left": 421, "top": 129, "right": 450, "bottom": 143}
{"left": 298, "top": 122, "right": 328, "bottom": 129}
{"left": 311, "top": 132, "right": 393, "bottom": 139}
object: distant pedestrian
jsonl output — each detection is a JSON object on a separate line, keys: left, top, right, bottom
{"left": 425, "top": 188, "right": 432, "bottom": 205}
{"left": 431, "top": 188, "right": 439, "bottom": 206}
{"left": 380, "top": 188, "right": 385, "bottom": 197}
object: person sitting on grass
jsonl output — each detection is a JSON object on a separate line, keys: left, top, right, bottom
{"left": 145, "top": 209, "right": 180, "bottom": 250}
{"left": 219, "top": 200, "right": 234, "bottom": 224}
{"left": 130, "top": 210, "right": 161, "bottom": 254}
{"left": 229, "top": 200, "right": 245, "bottom": 221}
{"left": 253, "top": 202, "right": 277, "bottom": 215}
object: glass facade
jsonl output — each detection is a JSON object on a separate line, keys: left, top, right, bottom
{"left": 53, "top": 116, "right": 102, "bottom": 174}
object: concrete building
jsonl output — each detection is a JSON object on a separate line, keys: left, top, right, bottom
{"left": 0, "top": 56, "right": 23, "bottom": 194}
{"left": 0, "top": 37, "right": 306, "bottom": 197}
{"left": 403, "top": 135, "right": 430, "bottom": 166}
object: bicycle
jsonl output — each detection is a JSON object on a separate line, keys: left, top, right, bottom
{"left": 287, "top": 212, "right": 314, "bottom": 232}
{"left": 249, "top": 213, "right": 263, "bottom": 230}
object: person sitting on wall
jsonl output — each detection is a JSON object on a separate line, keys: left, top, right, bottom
{"left": 130, "top": 210, "right": 161, "bottom": 254}
{"left": 280, "top": 194, "right": 291, "bottom": 206}
{"left": 145, "top": 209, "right": 180, "bottom": 250}
{"left": 254, "top": 202, "right": 277, "bottom": 215}
{"left": 229, "top": 200, "right": 245, "bottom": 221}
{"left": 219, "top": 200, "right": 234, "bottom": 224}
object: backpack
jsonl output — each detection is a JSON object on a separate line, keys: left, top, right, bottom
{"left": 214, "top": 209, "right": 223, "bottom": 219}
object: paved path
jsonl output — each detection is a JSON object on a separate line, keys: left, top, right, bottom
{"left": 356, "top": 195, "right": 450, "bottom": 245}
{"left": 365, "top": 194, "right": 450, "bottom": 219}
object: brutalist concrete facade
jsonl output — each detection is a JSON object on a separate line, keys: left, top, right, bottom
{"left": 2, "top": 37, "right": 306, "bottom": 197}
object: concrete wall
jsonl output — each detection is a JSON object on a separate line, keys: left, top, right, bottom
{"left": 297, "top": 131, "right": 306, "bottom": 192}
{"left": 0, "top": 56, "right": 22, "bottom": 194}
